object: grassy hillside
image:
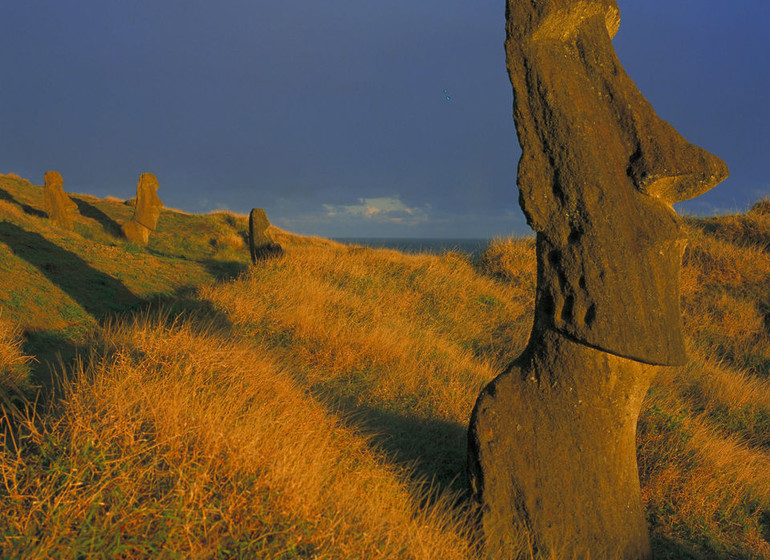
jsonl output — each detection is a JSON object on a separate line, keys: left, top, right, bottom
{"left": 1, "top": 173, "right": 769, "bottom": 558}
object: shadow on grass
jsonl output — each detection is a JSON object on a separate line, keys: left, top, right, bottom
{"left": 318, "top": 392, "right": 469, "bottom": 496}
{"left": 648, "top": 532, "right": 746, "bottom": 560}
{"left": 0, "top": 186, "right": 47, "bottom": 218}
{"left": 2, "top": 222, "right": 237, "bottom": 414}
{"left": 23, "top": 291, "right": 234, "bottom": 396}
{"left": 364, "top": 406, "right": 468, "bottom": 494}
{"left": 202, "top": 259, "right": 249, "bottom": 282}
{"left": 144, "top": 288, "right": 235, "bottom": 334}
{"left": 23, "top": 329, "right": 84, "bottom": 391}
{"left": 0, "top": 221, "right": 143, "bottom": 317}
{"left": 142, "top": 243, "right": 249, "bottom": 283}
{"left": 71, "top": 197, "right": 123, "bottom": 237}
{"left": 698, "top": 335, "right": 770, "bottom": 379}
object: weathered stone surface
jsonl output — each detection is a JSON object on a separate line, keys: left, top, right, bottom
{"left": 43, "top": 171, "right": 79, "bottom": 230}
{"left": 248, "top": 208, "right": 283, "bottom": 263}
{"left": 121, "top": 173, "right": 163, "bottom": 245}
{"left": 468, "top": 1, "right": 728, "bottom": 558}
{"left": 506, "top": 1, "right": 727, "bottom": 366}
{"left": 469, "top": 330, "right": 660, "bottom": 559}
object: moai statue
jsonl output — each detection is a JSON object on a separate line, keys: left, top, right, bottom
{"left": 43, "top": 171, "right": 79, "bottom": 230}
{"left": 122, "top": 173, "right": 163, "bottom": 245}
{"left": 248, "top": 208, "right": 283, "bottom": 263}
{"left": 467, "top": 2, "right": 728, "bottom": 559}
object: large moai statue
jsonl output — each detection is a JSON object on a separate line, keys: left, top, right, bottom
{"left": 43, "top": 171, "right": 79, "bottom": 230}
{"left": 468, "top": 2, "right": 728, "bottom": 559}
{"left": 122, "top": 173, "right": 163, "bottom": 245}
{"left": 248, "top": 208, "right": 283, "bottom": 263}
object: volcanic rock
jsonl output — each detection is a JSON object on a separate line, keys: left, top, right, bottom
{"left": 121, "top": 173, "right": 163, "bottom": 245}
{"left": 468, "top": 1, "right": 728, "bottom": 558}
{"left": 249, "top": 208, "right": 283, "bottom": 263}
{"left": 43, "top": 171, "right": 79, "bottom": 230}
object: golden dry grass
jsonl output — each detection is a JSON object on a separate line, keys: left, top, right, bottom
{"left": 1, "top": 176, "right": 769, "bottom": 558}
{"left": 0, "top": 314, "right": 34, "bottom": 419}
{"left": 2, "top": 312, "right": 478, "bottom": 559}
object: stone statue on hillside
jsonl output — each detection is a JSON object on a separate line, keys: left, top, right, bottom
{"left": 249, "top": 208, "right": 283, "bottom": 263}
{"left": 122, "top": 173, "right": 163, "bottom": 245}
{"left": 43, "top": 171, "right": 79, "bottom": 230}
{"left": 467, "top": 1, "right": 728, "bottom": 558}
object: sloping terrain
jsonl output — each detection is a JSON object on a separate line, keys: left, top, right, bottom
{"left": 1, "top": 174, "right": 769, "bottom": 558}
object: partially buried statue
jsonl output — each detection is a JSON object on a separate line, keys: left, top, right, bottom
{"left": 122, "top": 173, "right": 163, "bottom": 245}
{"left": 43, "top": 171, "right": 79, "bottom": 230}
{"left": 468, "top": 1, "right": 728, "bottom": 559}
{"left": 248, "top": 208, "right": 283, "bottom": 263}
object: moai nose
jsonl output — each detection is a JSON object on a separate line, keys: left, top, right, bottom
{"left": 514, "top": 0, "right": 729, "bottom": 207}
{"left": 626, "top": 119, "right": 729, "bottom": 205}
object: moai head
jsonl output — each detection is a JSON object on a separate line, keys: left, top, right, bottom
{"left": 133, "top": 173, "right": 163, "bottom": 231}
{"left": 43, "top": 171, "right": 78, "bottom": 229}
{"left": 507, "top": 0, "right": 728, "bottom": 365}
{"left": 249, "top": 208, "right": 283, "bottom": 263}
{"left": 43, "top": 171, "right": 64, "bottom": 191}
{"left": 249, "top": 208, "right": 271, "bottom": 245}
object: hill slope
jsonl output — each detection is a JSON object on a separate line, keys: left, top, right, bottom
{"left": 1, "top": 175, "right": 769, "bottom": 558}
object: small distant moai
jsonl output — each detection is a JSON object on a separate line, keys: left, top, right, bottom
{"left": 43, "top": 171, "right": 79, "bottom": 230}
{"left": 248, "top": 208, "right": 283, "bottom": 263}
{"left": 122, "top": 173, "right": 163, "bottom": 245}
{"left": 467, "top": 1, "right": 728, "bottom": 559}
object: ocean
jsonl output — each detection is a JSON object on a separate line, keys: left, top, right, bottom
{"left": 332, "top": 238, "right": 493, "bottom": 258}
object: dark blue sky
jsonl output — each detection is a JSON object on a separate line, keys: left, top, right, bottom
{"left": 1, "top": 1, "right": 768, "bottom": 237}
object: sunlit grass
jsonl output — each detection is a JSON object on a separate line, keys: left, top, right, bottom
{"left": 1, "top": 173, "right": 769, "bottom": 558}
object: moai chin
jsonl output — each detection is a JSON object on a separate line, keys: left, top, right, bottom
{"left": 467, "top": 1, "right": 728, "bottom": 558}
{"left": 122, "top": 173, "right": 163, "bottom": 245}
{"left": 248, "top": 208, "right": 283, "bottom": 264}
{"left": 43, "top": 171, "right": 79, "bottom": 230}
